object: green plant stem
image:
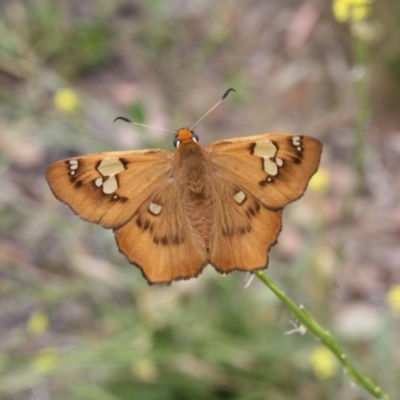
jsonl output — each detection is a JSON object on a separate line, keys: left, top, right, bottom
{"left": 254, "top": 270, "right": 389, "bottom": 400}
{"left": 352, "top": 36, "right": 371, "bottom": 182}
{"left": 342, "top": 31, "right": 371, "bottom": 220}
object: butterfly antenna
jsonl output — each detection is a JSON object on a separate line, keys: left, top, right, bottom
{"left": 113, "top": 116, "right": 176, "bottom": 134}
{"left": 190, "top": 88, "right": 236, "bottom": 130}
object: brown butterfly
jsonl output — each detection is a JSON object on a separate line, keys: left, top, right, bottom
{"left": 46, "top": 89, "right": 322, "bottom": 285}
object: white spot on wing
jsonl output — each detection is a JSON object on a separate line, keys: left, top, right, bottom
{"left": 292, "top": 136, "right": 302, "bottom": 151}
{"left": 253, "top": 141, "right": 277, "bottom": 158}
{"left": 69, "top": 160, "right": 79, "bottom": 172}
{"left": 102, "top": 176, "right": 118, "bottom": 194}
{"left": 97, "top": 158, "right": 125, "bottom": 176}
{"left": 234, "top": 191, "right": 246, "bottom": 204}
{"left": 95, "top": 158, "right": 126, "bottom": 195}
{"left": 264, "top": 158, "right": 278, "bottom": 176}
{"left": 292, "top": 136, "right": 301, "bottom": 145}
{"left": 252, "top": 140, "right": 285, "bottom": 176}
{"left": 149, "top": 203, "right": 162, "bottom": 215}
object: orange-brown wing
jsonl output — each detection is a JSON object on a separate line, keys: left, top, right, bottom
{"left": 46, "top": 149, "right": 208, "bottom": 284}
{"left": 208, "top": 179, "right": 282, "bottom": 274}
{"left": 45, "top": 149, "right": 173, "bottom": 228}
{"left": 114, "top": 180, "right": 208, "bottom": 284}
{"left": 205, "top": 133, "right": 322, "bottom": 273}
{"left": 206, "top": 134, "right": 322, "bottom": 210}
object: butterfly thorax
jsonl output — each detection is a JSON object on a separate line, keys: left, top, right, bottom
{"left": 174, "top": 128, "right": 210, "bottom": 195}
{"left": 180, "top": 145, "right": 209, "bottom": 192}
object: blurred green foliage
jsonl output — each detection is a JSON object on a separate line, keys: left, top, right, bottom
{"left": 1, "top": 1, "right": 400, "bottom": 399}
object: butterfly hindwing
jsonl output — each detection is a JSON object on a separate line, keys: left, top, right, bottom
{"left": 114, "top": 178, "right": 208, "bottom": 284}
{"left": 207, "top": 134, "right": 322, "bottom": 210}
{"left": 207, "top": 180, "right": 283, "bottom": 273}
{"left": 45, "top": 149, "right": 173, "bottom": 228}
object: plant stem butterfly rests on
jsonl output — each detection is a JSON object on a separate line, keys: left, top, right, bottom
{"left": 46, "top": 89, "right": 322, "bottom": 285}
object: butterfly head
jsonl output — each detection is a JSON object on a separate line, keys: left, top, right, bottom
{"left": 173, "top": 128, "right": 199, "bottom": 148}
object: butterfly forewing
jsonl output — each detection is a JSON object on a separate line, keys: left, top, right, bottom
{"left": 207, "top": 134, "right": 322, "bottom": 209}
{"left": 46, "top": 149, "right": 173, "bottom": 228}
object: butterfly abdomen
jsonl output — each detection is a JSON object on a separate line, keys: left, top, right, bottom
{"left": 174, "top": 140, "right": 215, "bottom": 249}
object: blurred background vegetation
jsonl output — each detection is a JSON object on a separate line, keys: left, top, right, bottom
{"left": 1, "top": 0, "right": 400, "bottom": 399}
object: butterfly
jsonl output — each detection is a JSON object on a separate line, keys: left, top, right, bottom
{"left": 46, "top": 90, "right": 322, "bottom": 285}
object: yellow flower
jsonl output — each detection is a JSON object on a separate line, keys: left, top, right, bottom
{"left": 54, "top": 88, "right": 80, "bottom": 113}
{"left": 31, "top": 348, "right": 59, "bottom": 375}
{"left": 332, "top": 0, "right": 373, "bottom": 23}
{"left": 131, "top": 359, "right": 158, "bottom": 382}
{"left": 387, "top": 285, "right": 400, "bottom": 317}
{"left": 310, "top": 346, "right": 337, "bottom": 380}
{"left": 309, "top": 167, "right": 329, "bottom": 194}
{"left": 27, "top": 311, "right": 49, "bottom": 336}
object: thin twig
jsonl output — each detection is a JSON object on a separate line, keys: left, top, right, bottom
{"left": 254, "top": 270, "right": 390, "bottom": 400}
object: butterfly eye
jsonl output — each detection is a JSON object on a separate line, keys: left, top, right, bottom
{"left": 173, "top": 137, "right": 180, "bottom": 148}
{"left": 192, "top": 132, "right": 199, "bottom": 142}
